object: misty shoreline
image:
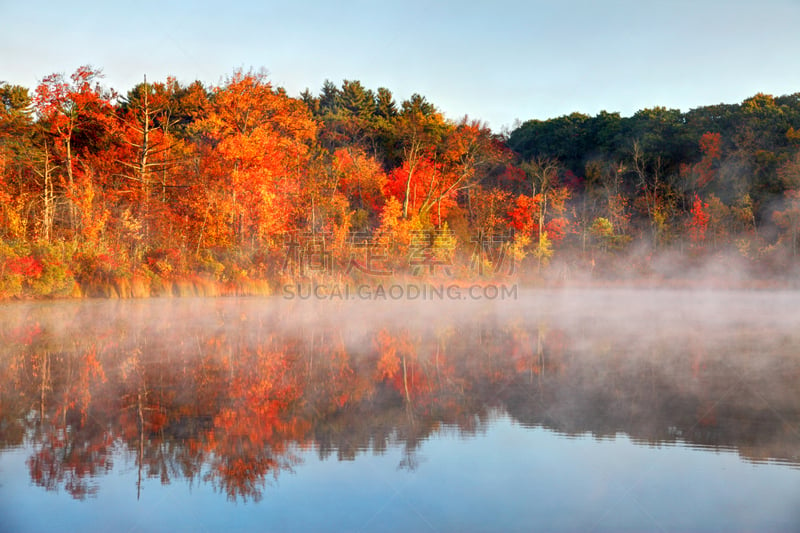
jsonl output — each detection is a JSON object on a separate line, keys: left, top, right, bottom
{"left": 1, "top": 275, "right": 799, "bottom": 302}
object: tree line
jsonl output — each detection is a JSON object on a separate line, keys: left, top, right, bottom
{"left": 1, "top": 66, "right": 799, "bottom": 297}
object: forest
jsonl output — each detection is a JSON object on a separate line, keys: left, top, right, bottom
{"left": 1, "top": 66, "right": 800, "bottom": 298}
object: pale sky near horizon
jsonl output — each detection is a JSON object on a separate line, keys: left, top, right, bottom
{"left": 2, "top": 0, "right": 799, "bottom": 132}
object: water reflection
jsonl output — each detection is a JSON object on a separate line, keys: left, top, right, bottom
{"left": 0, "top": 292, "right": 798, "bottom": 506}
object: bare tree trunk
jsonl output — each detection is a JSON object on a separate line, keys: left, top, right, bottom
{"left": 402, "top": 354, "right": 410, "bottom": 404}
{"left": 402, "top": 139, "right": 421, "bottom": 219}
{"left": 137, "top": 391, "right": 144, "bottom": 501}
{"left": 42, "top": 141, "right": 55, "bottom": 242}
{"left": 632, "top": 142, "right": 664, "bottom": 247}
{"left": 140, "top": 76, "right": 151, "bottom": 241}
{"left": 40, "top": 351, "right": 50, "bottom": 423}
{"left": 65, "top": 136, "right": 76, "bottom": 231}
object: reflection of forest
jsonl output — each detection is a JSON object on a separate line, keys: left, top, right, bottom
{"left": 0, "top": 298, "right": 798, "bottom": 502}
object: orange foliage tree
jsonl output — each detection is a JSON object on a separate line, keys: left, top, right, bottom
{"left": 33, "top": 66, "right": 117, "bottom": 241}
{"left": 190, "top": 70, "right": 317, "bottom": 251}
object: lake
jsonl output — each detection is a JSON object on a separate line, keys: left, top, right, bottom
{"left": 0, "top": 290, "right": 798, "bottom": 532}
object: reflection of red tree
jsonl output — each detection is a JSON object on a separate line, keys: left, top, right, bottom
{"left": 58, "top": 345, "right": 106, "bottom": 426}
{"left": 27, "top": 424, "right": 113, "bottom": 500}
{"left": 20, "top": 340, "right": 113, "bottom": 500}
{"left": 375, "top": 328, "right": 432, "bottom": 404}
{"left": 204, "top": 345, "right": 309, "bottom": 502}
{"left": 302, "top": 331, "right": 372, "bottom": 412}
{"left": 373, "top": 328, "right": 473, "bottom": 420}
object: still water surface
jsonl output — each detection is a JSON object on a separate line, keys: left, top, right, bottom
{"left": 0, "top": 290, "right": 798, "bottom": 532}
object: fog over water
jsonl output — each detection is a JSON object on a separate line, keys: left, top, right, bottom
{"left": 0, "top": 289, "right": 798, "bottom": 532}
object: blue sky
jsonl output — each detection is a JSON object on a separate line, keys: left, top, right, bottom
{"left": 2, "top": 0, "right": 799, "bottom": 131}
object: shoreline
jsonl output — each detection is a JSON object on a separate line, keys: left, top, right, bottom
{"left": 2, "top": 274, "right": 798, "bottom": 302}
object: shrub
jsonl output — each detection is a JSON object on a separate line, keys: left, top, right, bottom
{"left": 0, "top": 240, "right": 76, "bottom": 298}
